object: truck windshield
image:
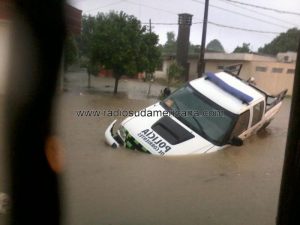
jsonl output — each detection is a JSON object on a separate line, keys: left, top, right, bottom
{"left": 161, "top": 85, "right": 237, "bottom": 146}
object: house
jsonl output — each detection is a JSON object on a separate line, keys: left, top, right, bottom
{"left": 0, "top": 0, "right": 82, "bottom": 95}
{"left": 277, "top": 51, "right": 297, "bottom": 63}
{"left": 154, "top": 52, "right": 296, "bottom": 95}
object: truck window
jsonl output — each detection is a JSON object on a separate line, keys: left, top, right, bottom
{"left": 251, "top": 101, "right": 264, "bottom": 126}
{"left": 231, "top": 110, "right": 250, "bottom": 138}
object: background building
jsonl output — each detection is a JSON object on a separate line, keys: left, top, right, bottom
{"left": 155, "top": 52, "right": 296, "bottom": 95}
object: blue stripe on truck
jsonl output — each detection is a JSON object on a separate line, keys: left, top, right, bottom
{"left": 205, "top": 72, "right": 254, "bottom": 104}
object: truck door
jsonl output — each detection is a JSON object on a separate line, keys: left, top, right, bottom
{"left": 230, "top": 109, "right": 250, "bottom": 139}
{"left": 249, "top": 101, "right": 265, "bottom": 133}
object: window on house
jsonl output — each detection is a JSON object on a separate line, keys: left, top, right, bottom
{"left": 255, "top": 66, "right": 267, "bottom": 72}
{"left": 284, "top": 56, "right": 289, "bottom": 62}
{"left": 156, "top": 60, "right": 163, "bottom": 71}
{"left": 217, "top": 65, "right": 224, "bottom": 70}
{"left": 272, "top": 68, "right": 283, "bottom": 73}
{"left": 287, "top": 69, "right": 295, "bottom": 74}
{"left": 227, "top": 65, "right": 238, "bottom": 70}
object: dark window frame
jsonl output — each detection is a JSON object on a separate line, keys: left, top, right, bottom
{"left": 255, "top": 66, "right": 267, "bottom": 72}
{"left": 272, "top": 67, "right": 284, "bottom": 73}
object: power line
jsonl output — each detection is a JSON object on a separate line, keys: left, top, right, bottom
{"left": 73, "top": 0, "right": 89, "bottom": 3}
{"left": 81, "top": 0, "right": 291, "bottom": 30}
{"left": 191, "top": 0, "right": 290, "bottom": 29}
{"left": 142, "top": 20, "right": 280, "bottom": 35}
{"left": 142, "top": 21, "right": 203, "bottom": 25}
{"left": 79, "top": 0, "right": 285, "bottom": 34}
{"left": 85, "top": 0, "right": 125, "bottom": 13}
{"left": 221, "top": 0, "right": 300, "bottom": 16}
{"left": 207, "top": 21, "right": 281, "bottom": 34}
{"left": 215, "top": 0, "right": 299, "bottom": 27}
{"left": 142, "top": 22, "right": 178, "bottom": 25}
{"left": 125, "top": 0, "right": 178, "bottom": 15}
{"left": 81, "top": 0, "right": 178, "bottom": 15}
{"left": 72, "top": 0, "right": 87, "bottom": 3}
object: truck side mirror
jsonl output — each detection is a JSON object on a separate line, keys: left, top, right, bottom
{"left": 163, "top": 87, "right": 171, "bottom": 97}
{"left": 229, "top": 136, "right": 243, "bottom": 146}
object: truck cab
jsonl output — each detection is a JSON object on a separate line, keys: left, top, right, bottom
{"left": 105, "top": 70, "right": 287, "bottom": 155}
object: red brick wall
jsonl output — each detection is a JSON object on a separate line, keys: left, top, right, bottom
{"left": 0, "top": 0, "right": 12, "bottom": 21}
{"left": 65, "top": 4, "right": 82, "bottom": 35}
{"left": 0, "top": 0, "right": 82, "bottom": 35}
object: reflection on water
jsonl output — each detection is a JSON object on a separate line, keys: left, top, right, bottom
{"left": 57, "top": 93, "right": 290, "bottom": 225}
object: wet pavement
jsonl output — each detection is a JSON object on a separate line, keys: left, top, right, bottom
{"left": 63, "top": 71, "right": 174, "bottom": 100}
{"left": 0, "top": 73, "right": 292, "bottom": 225}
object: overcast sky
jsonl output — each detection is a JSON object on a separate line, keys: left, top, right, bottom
{"left": 69, "top": 0, "right": 300, "bottom": 52}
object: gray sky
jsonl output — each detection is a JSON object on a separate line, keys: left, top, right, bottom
{"left": 70, "top": 0, "right": 300, "bottom": 52}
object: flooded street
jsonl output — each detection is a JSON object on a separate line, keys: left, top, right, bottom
{"left": 56, "top": 84, "right": 291, "bottom": 225}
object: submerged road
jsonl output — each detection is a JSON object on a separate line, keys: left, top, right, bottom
{"left": 55, "top": 91, "right": 291, "bottom": 225}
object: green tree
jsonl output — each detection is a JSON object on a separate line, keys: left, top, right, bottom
{"left": 76, "top": 15, "right": 95, "bottom": 58}
{"left": 161, "top": 32, "right": 201, "bottom": 54}
{"left": 166, "top": 31, "right": 175, "bottom": 43}
{"left": 87, "top": 11, "right": 161, "bottom": 93}
{"left": 189, "top": 43, "right": 201, "bottom": 54}
{"left": 163, "top": 31, "right": 177, "bottom": 54}
{"left": 206, "top": 39, "right": 225, "bottom": 52}
{"left": 167, "top": 61, "right": 183, "bottom": 87}
{"left": 76, "top": 15, "right": 98, "bottom": 87}
{"left": 258, "top": 28, "right": 300, "bottom": 55}
{"left": 139, "top": 32, "right": 161, "bottom": 74}
{"left": 64, "top": 35, "right": 78, "bottom": 71}
{"left": 80, "top": 57, "right": 99, "bottom": 88}
{"left": 233, "top": 43, "right": 251, "bottom": 53}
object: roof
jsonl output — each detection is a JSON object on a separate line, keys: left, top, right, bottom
{"left": 162, "top": 52, "right": 277, "bottom": 62}
{"left": 189, "top": 72, "right": 265, "bottom": 114}
{"left": 204, "top": 52, "right": 277, "bottom": 62}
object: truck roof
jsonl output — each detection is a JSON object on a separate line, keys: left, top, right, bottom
{"left": 189, "top": 72, "right": 265, "bottom": 114}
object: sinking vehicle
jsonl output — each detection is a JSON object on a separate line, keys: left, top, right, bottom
{"left": 105, "top": 68, "right": 287, "bottom": 155}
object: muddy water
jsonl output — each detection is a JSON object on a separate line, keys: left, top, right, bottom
{"left": 56, "top": 93, "right": 290, "bottom": 225}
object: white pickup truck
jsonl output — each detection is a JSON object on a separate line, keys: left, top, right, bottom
{"left": 105, "top": 69, "right": 287, "bottom": 156}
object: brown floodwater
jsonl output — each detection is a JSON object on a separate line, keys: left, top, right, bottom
{"left": 55, "top": 92, "right": 291, "bottom": 225}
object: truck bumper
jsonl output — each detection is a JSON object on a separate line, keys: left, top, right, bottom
{"left": 105, "top": 120, "right": 122, "bottom": 148}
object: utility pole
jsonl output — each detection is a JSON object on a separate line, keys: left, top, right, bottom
{"left": 197, "top": 0, "right": 209, "bottom": 77}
